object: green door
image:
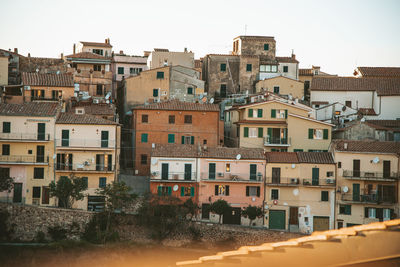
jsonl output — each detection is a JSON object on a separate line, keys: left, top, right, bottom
{"left": 250, "top": 164, "right": 257, "bottom": 181}
{"left": 209, "top": 163, "right": 216, "bottom": 180}
{"left": 37, "top": 123, "right": 45, "bottom": 141}
{"left": 353, "top": 183, "right": 360, "bottom": 201}
{"left": 269, "top": 210, "right": 286, "bottom": 230}
{"left": 161, "top": 163, "right": 169, "bottom": 180}
{"left": 13, "top": 183, "right": 22, "bottom": 203}
{"left": 101, "top": 131, "right": 109, "bottom": 148}
{"left": 184, "top": 164, "right": 192, "bottom": 180}
{"left": 312, "top": 168, "right": 319, "bottom": 186}
{"left": 62, "top": 130, "right": 69, "bottom": 147}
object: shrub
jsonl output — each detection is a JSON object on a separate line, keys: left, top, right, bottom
{"left": 47, "top": 225, "right": 68, "bottom": 241}
{"left": 35, "top": 231, "right": 47, "bottom": 243}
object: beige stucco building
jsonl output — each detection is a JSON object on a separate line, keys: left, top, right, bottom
{"left": 331, "top": 140, "right": 399, "bottom": 228}
{"left": 147, "top": 48, "right": 194, "bottom": 69}
{"left": 255, "top": 76, "right": 304, "bottom": 100}
{"left": 264, "top": 152, "right": 336, "bottom": 233}
{"left": 0, "top": 102, "right": 59, "bottom": 206}
{"left": 55, "top": 111, "right": 120, "bottom": 211}
{"left": 0, "top": 52, "right": 8, "bottom": 86}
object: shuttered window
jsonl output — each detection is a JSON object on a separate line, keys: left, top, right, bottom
{"left": 323, "top": 129, "right": 329, "bottom": 139}
{"left": 244, "top": 127, "right": 249, "bottom": 137}
{"left": 168, "top": 134, "right": 175, "bottom": 143}
{"left": 220, "top": 63, "right": 226, "bottom": 71}
{"left": 271, "top": 109, "right": 276, "bottom": 118}
{"left": 258, "top": 128, "right": 263, "bottom": 138}
{"left": 2, "top": 122, "right": 10, "bottom": 133}
{"left": 257, "top": 109, "right": 263, "bottom": 118}
{"left": 141, "top": 133, "right": 148, "bottom": 143}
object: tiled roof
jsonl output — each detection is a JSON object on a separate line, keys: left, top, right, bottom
{"left": 152, "top": 144, "right": 265, "bottom": 160}
{"left": 21, "top": 72, "right": 74, "bottom": 87}
{"left": 56, "top": 112, "right": 118, "bottom": 125}
{"left": 311, "top": 101, "right": 329, "bottom": 105}
{"left": 154, "top": 48, "right": 169, "bottom": 52}
{"left": 71, "top": 104, "right": 115, "bottom": 116}
{"left": 65, "top": 52, "right": 109, "bottom": 60}
{"left": 299, "top": 69, "right": 333, "bottom": 76}
{"left": 133, "top": 100, "right": 220, "bottom": 112}
{"left": 366, "top": 120, "right": 400, "bottom": 129}
{"left": 310, "top": 77, "right": 400, "bottom": 96}
{"left": 0, "top": 102, "right": 59, "bottom": 117}
{"left": 359, "top": 108, "right": 377, "bottom": 116}
{"left": 235, "top": 35, "right": 275, "bottom": 40}
{"left": 80, "top": 41, "right": 112, "bottom": 48}
{"left": 276, "top": 56, "right": 298, "bottom": 63}
{"left": 331, "top": 140, "right": 400, "bottom": 154}
{"left": 266, "top": 152, "right": 334, "bottom": 164}
{"left": 356, "top": 67, "right": 400, "bottom": 77}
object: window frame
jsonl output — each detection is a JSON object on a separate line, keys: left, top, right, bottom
{"left": 34, "top": 167, "right": 44, "bottom": 179}
{"left": 168, "top": 115, "right": 175, "bottom": 124}
{"left": 184, "top": 115, "right": 192, "bottom": 124}
{"left": 156, "top": 71, "right": 164, "bottom": 79}
{"left": 117, "top": 67, "right": 124, "bottom": 75}
{"left": 271, "top": 189, "right": 279, "bottom": 200}
{"left": 141, "top": 114, "right": 149, "bottom": 123}
{"left": 321, "top": 191, "right": 329, "bottom": 201}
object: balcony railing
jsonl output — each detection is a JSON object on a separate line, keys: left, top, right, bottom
{"left": 263, "top": 136, "right": 290, "bottom": 146}
{"left": 56, "top": 163, "right": 114, "bottom": 172}
{"left": 56, "top": 139, "right": 115, "bottom": 148}
{"left": 342, "top": 170, "right": 398, "bottom": 181}
{"left": 341, "top": 193, "right": 396, "bottom": 204}
{"left": 0, "top": 155, "right": 49, "bottom": 164}
{"left": 266, "top": 177, "right": 336, "bottom": 186}
{"left": 200, "top": 172, "right": 263, "bottom": 182}
{"left": 0, "top": 132, "right": 50, "bottom": 141}
{"left": 151, "top": 171, "right": 197, "bottom": 181}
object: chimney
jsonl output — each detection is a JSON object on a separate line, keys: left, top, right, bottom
{"left": 119, "top": 50, "right": 123, "bottom": 55}
{"left": 105, "top": 38, "right": 108, "bottom": 44}
{"left": 14, "top": 48, "right": 18, "bottom": 54}
{"left": 184, "top": 47, "right": 188, "bottom": 53}
{"left": 73, "top": 44, "right": 76, "bottom": 54}
{"left": 28, "top": 53, "right": 31, "bottom": 58}
{"left": 60, "top": 53, "right": 63, "bottom": 59}
{"left": 291, "top": 53, "right": 296, "bottom": 60}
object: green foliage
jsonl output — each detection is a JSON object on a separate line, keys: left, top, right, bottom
{"left": 81, "top": 212, "right": 119, "bottom": 244}
{"left": 0, "top": 173, "right": 14, "bottom": 193}
{"left": 96, "top": 181, "right": 136, "bottom": 212}
{"left": 47, "top": 225, "right": 68, "bottom": 241}
{"left": 49, "top": 174, "right": 88, "bottom": 208}
{"left": 210, "top": 199, "right": 231, "bottom": 224}
{"left": 242, "top": 205, "right": 263, "bottom": 226}
{"left": 35, "top": 231, "right": 47, "bottom": 243}
{"left": 0, "top": 210, "right": 13, "bottom": 241}
{"left": 182, "top": 198, "right": 198, "bottom": 220}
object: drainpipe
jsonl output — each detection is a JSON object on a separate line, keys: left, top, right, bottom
{"left": 263, "top": 161, "right": 267, "bottom": 227}
{"left": 333, "top": 155, "right": 337, "bottom": 229}
{"left": 114, "top": 125, "right": 118, "bottom": 182}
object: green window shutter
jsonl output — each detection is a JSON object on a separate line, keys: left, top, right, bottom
{"left": 153, "top": 89, "right": 158, "bottom": 97}
{"left": 258, "top": 128, "right": 263, "bottom": 138}
{"left": 271, "top": 109, "right": 276, "bottom": 118}
{"left": 190, "top": 187, "right": 195, "bottom": 197}
{"left": 257, "top": 109, "right": 263, "bottom": 118}
{"left": 3, "top": 122, "right": 10, "bottom": 133}
{"left": 156, "top": 72, "right": 164, "bottom": 79}
{"left": 158, "top": 186, "right": 162, "bottom": 196}
{"left": 181, "top": 186, "right": 185, "bottom": 197}
{"left": 285, "top": 110, "right": 288, "bottom": 119}
{"left": 323, "top": 129, "right": 329, "bottom": 140}
{"left": 141, "top": 133, "right": 148, "bottom": 143}
{"left": 168, "top": 134, "right": 175, "bottom": 143}
{"left": 267, "top": 128, "right": 272, "bottom": 138}
{"left": 264, "top": 44, "right": 269, "bottom": 50}
{"left": 181, "top": 136, "right": 185, "bottom": 144}
{"left": 187, "top": 87, "right": 193, "bottom": 94}
{"left": 246, "top": 64, "right": 252, "bottom": 72}
{"left": 220, "top": 63, "right": 226, "bottom": 71}
{"left": 294, "top": 149, "right": 303, "bottom": 152}
{"left": 345, "top": 205, "right": 351, "bottom": 215}
{"left": 244, "top": 127, "right": 249, "bottom": 137}
{"left": 308, "top": 129, "right": 314, "bottom": 139}
{"left": 248, "top": 109, "right": 253, "bottom": 118}
{"left": 168, "top": 186, "right": 172, "bottom": 196}
{"left": 190, "top": 136, "right": 194, "bottom": 144}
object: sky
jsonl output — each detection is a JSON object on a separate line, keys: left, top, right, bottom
{"left": 1, "top": 0, "right": 399, "bottom": 76}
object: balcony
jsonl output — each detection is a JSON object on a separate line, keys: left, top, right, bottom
{"left": 0, "top": 132, "right": 50, "bottom": 141}
{"left": 341, "top": 193, "right": 396, "bottom": 204}
{"left": 151, "top": 171, "right": 197, "bottom": 182}
{"left": 56, "top": 163, "right": 115, "bottom": 173}
{"left": 263, "top": 136, "right": 290, "bottom": 147}
{"left": 200, "top": 172, "right": 263, "bottom": 182}
{"left": 266, "top": 177, "right": 336, "bottom": 187}
{"left": 0, "top": 155, "right": 49, "bottom": 165}
{"left": 56, "top": 139, "right": 115, "bottom": 149}
{"left": 342, "top": 170, "right": 398, "bottom": 181}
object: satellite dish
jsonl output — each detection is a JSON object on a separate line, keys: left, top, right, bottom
{"left": 361, "top": 118, "right": 366, "bottom": 122}
{"left": 105, "top": 92, "right": 111, "bottom": 100}
{"left": 291, "top": 164, "right": 296, "bottom": 169}
{"left": 236, "top": 154, "right": 241, "bottom": 160}
{"left": 372, "top": 157, "right": 380, "bottom": 164}
{"left": 36, "top": 68, "right": 39, "bottom": 73}
{"left": 56, "top": 70, "right": 60, "bottom": 75}
{"left": 173, "top": 185, "right": 179, "bottom": 192}
{"left": 342, "top": 106, "right": 346, "bottom": 111}
{"left": 343, "top": 186, "right": 349, "bottom": 193}
{"left": 210, "top": 98, "right": 214, "bottom": 104}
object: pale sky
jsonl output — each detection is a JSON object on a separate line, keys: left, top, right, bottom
{"left": 1, "top": 0, "right": 399, "bottom": 76}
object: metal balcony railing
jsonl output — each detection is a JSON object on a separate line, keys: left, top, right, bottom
{"left": 263, "top": 136, "right": 290, "bottom": 146}
{"left": 341, "top": 193, "right": 396, "bottom": 204}
{"left": 200, "top": 172, "right": 263, "bottom": 182}
{"left": 0, "top": 155, "right": 48, "bottom": 164}
{"left": 265, "top": 177, "right": 336, "bottom": 186}
{"left": 0, "top": 132, "right": 50, "bottom": 141}
{"left": 342, "top": 170, "right": 398, "bottom": 181}
{"left": 56, "top": 139, "right": 115, "bottom": 148}
{"left": 302, "top": 178, "right": 336, "bottom": 186}
{"left": 151, "top": 171, "right": 197, "bottom": 181}
{"left": 56, "top": 163, "right": 115, "bottom": 172}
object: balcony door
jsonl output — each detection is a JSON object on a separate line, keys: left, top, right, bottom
{"left": 101, "top": 131, "right": 109, "bottom": 148}
{"left": 250, "top": 164, "right": 257, "bottom": 181}
{"left": 184, "top": 164, "right": 192, "bottom": 180}
{"left": 272, "top": 168, "right": 281, "bottom": 184}
{"left": 37, "top": 123, "right": 45, "bottom": 141}
{"left": 353, "top": 183, "right": 360, "bottom": 201}
{"left": 13, "top": 183, "right": 22, "bottom": 203}
{"left": 383, "top": 161, "right": 391, "bottom": 178}
{"left": 161, "top": 163, "right": 169, "bottom": 180}
{"left": 36, "top": 145, "right": 45, "bottom": 163}
{"left": 312, "top": 168, "right": 319, "bottom": 185}
{"left": 353, "top": 160, "right": 360, "bottom": 177}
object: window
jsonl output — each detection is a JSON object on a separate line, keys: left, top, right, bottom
{"left": 338, "top": 162, "right": 342, "bottom": 168}
{"left": 181, "top": 186, "right": 195, "bottom": 197}
{"left": 327, "top": 171, "right": 334, "bottom": 177}
{"left": 93, "top": 49, "right": 103, "bottom": 56}
{"left": 96, "top": 84, "right": 103, "bottom": 95}
{"left": 271, "top": 109, "right": 287, "bottom": 119}
{"left": 209, "top": 163, "right": 216, "bottom": 179}
{"left": 156, "top": 71, "right": 164, "bottom": 79}
{"left": 246, "top": 64, "right": 252, "bottom": 72}
{"left": 142, "top": 114, "right": 148, "bottom": 123}
{"left": 187, "top": 87, "right": 193, "bottom": 95}
{"left": 321, "top": 191, "right": 329, "bottom": 201}
{"left": 308, "top": 129, "right": 329, "bottom": 140}
{"left": 36, "top": 145, "right": 45, "bottom": 163}
{"left": 184, "top": 115, "right": 192, "bottom": 124}
{"left": 368, "top": 208, "right": 376, "bottom": 218}
{"left": 215, "top": 185, "right": 229, "bottom": 196}
{"left": 339, "top": 204, "right": 351, "bottom": 215}
{"left": 271, "top": 189, "right": 279, "bottom": 200}
{"left": 283, "top": 66, "right": 289, "bottom": 73}
{"left": 260, "top": 64, "right": 277, "bottom": 73}
{"left": 94, "top": 65, "right": 102, "bottom": 71}
{"left": 345, "top": 101, "right": 352, "bottom": 108}
{"left": 34, "top": 168, "right": 44, "bottom": 179}
{"left": 264, "top": 44, "right": 269, "bottom": 50}
{"left": 220, "top": 63, "right": 226, "bottom": 72}
{"left": 220, "top": 84, "right": 227, "bottom": 97}
{"left": 153, "top": 89, "right": 159, "bottom": 97}
{"left": 304, "top": 80, "right": 310, "bottom": 90}
{"left": 141, "top": 133, "right": 148, "bottom": 143}
{"left": 52, "top": 90, "right": 61, "bottom": 100}
{"left": 168, "top": 115, "right": 175, "bottom": 124}
{"left": 226, "top": 163, "right": 230, "bottom": 172}
{"left": 99, "top": 177, "right": 107, "bottom": 188}
{"left": 181, "top": 136, "right": 194, "bottom": 145}
{"left": 82, "top": 177, "right": 88, "bottom": 188}
{"left": 203, "top": 139, "right": 207, "bottom": 145}
{"left": 3, "top": 122, "right": 10, "bottom": 133}
{"left": 168, "top": 134, "right": 175, "bottom": 143}
{"left": 118, "top": 67, "right": 124, "bottom": 74}
{"left": 101, "top": 131, "right": 109, "bottom": 148}
{"left": 61, "top": 129, "right": 69, "bottom": 147}
{"left": 32, "top": 187, "right": 41, "bottom": 199}
{"left": 158, "top": 186, "right": 172, "bottom": 196}
{"left": 130, "top": 68, "right": 134, "bottom": 74}
{"left": 2, "top": 144, "right": 10, "bottom": 155}
{"left": 246, "top": 186, "right": 260, "bottom": 197}
{"left": 273, "top": 86, "right": 280, "bottom": 94}
{"left": 140, "top": 154, "right": 147, "bottom": 165}
{"left": 248, "top": 127, "right": 257, "bottom": 138}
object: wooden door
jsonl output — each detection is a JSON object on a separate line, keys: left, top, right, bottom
{"left": 161, "top": 163, "right": 169, "bottom": 180}
{"left": 184, "top": 164, "right": 192, "bottom": 180}
{"left": 313, "top": 216, "right": 329, "bottom": 231}
{"left": 383, "top": 161, "right": 391, "bottom": 178}
{"left": 250, "top": 164, "right": 257, "bottom": 180}
{"left": 353, "top": 159, "right": 360, "bottom": 177}
{"left": 36, "top": 145, "right": 45, "bottom": 163}
{"left": 289, "top": 207, "right": 299, "bottom": 225}
{"left": 272, "top": 168, "right": 281, "bottom": 184}
{"left": 37, "top": 123, "right": 45, "bottom": 141}
{"left": 353, "top": 183, "right": 360, "bottom": 201}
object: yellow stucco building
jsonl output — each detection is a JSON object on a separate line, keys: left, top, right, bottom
{"left": 255, "top": 76, "right": 304, "bottom": 100}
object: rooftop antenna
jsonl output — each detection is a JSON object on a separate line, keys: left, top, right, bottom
{"left": 244, "top": 24, "right": 247, "bottom": 36}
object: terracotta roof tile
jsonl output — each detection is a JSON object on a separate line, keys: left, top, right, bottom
{"left": 276, "top": 56, "right": 298, "bottom": 63}
{"left": 65, "top": 52, "right": 110, "bottom": 60}
{"left": 80, "top": 41, "right": 112, "bottom": 48}
{"left": 310, "top": 77, "right": 400, "bottom": 96}
{"left": 366, "top": 120, "right": 400, "bottom": 129}
{"left": 56, "top": 112, "right": 118, "bottom": 125}
{"left": 133, "top": 100, "right": 220, "bottom": 112}
{"left": 152, "top": 144, "right": 265, "bottom": 160}
{"left": 235, "top": 35, "right": 275, "bottom": 40}
{"left": 297, "top": 152, "right": 335, "bottom": 164}
{"left": 331, "top": 140, "right": 400, "bottom": 154}
{"left": 266, "top": 152, "right": 299, "bottom": 163}
{"left": 21, "top": 72, "right": 74, "bottom": 87}
{"left": 359, "top": 108, "right": 377, "bottom": 116}
{"left": 153, "top": 48, "right": 169, "bottom": 52}
{"left": 311, "top": 101, "right": 329, "bottom": 105}
{"left": 0, "top": 102, "right": 59, "bottom": 117}
{"left": 356, "top": 67, "right": 400, "bottom": 77}
{"left": 299, "top": 69, "right": 333, "bottom": 76}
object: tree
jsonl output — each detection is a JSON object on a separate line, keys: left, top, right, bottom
{"left": 0, "top": 168, "right": 14, "bottom": 193}
{"left": 210, "top": 199, "right": 231, "bottom": 224}
{"left": 242, "top": 205, "right": 263, "bottom": 226}
{"left": 182, "top": 198, "right": 198, "bottom": 221}
{"left": 49, "top": 174, "right": 88, "bottom": 208}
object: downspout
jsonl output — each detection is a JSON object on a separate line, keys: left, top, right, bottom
{"left": 114, "top": 125, "right": 118, "bottom": 182}
{"left": 263, "top": 160, "right": 267, "bottom": 227}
